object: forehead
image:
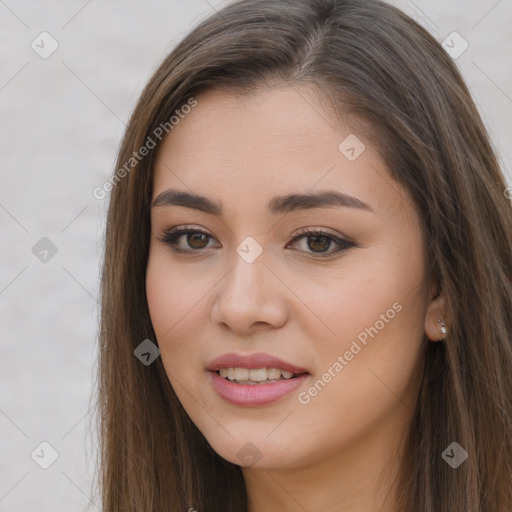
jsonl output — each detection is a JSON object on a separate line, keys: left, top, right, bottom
{"left": 156, "top": 85, "right": 343, "bottom": 160}
{"left": 151, "top": 86, "right": 410, "bottom": 220}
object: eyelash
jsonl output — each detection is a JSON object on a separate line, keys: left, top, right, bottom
{"left": 156, "top": 225, "right": 355, "bottom": 259}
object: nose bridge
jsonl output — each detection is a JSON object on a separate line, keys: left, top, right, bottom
{"left": 223, "top": 241, "right": 268, "bottom": 304}
{"left": 211, "top": 240, "right": 287, "bottom": 332}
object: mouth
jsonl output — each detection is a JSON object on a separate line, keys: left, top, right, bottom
{"left": 207, "top": 352, "right": 310, "bottom": 406}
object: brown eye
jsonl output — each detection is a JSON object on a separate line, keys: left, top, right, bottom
{"left": 157, "top": 225, "right": 355, "bottom": 258}
{"left": 187, "top": 232, "right": 209, "bottom": 249}
{"left": 287, "top": 228, "right": 355, "bottom": 258}
{"left": 157, "top": 226, "right": 218, "bottom": 253}
{"left": 306, "top": 234, "right": 332, "bottom": 253}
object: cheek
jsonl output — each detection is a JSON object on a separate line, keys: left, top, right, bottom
{"left": 146, "top": 246, "right": 206, "bottom": 332}
{"left": 289, "top": 239, "right": 426, "bottom": 351}
{"left": 294, "top": 243, "right": 427, "bottom": 426}
{"left": 145, "top": 253, "right": 207, "bottom": 368}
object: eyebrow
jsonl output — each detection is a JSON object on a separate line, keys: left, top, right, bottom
{"left": 151, "top": 188, "right": 374, "bottom": 215}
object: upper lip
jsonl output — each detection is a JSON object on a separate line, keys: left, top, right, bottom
{"left": 207, "top": 352, "right": 309, "bottom": 374}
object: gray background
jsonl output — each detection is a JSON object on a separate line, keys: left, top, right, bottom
{"left": 1, "top": 1, "right": 511, "bottom": 510}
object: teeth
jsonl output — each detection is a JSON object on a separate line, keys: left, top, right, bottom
{"left": 249, "top": 368, "right": 267, "bottom": 381}
{"left": 234, "top": 368, "right": 249, "bottom": 380}
{"left": 218, "top": 367, "right": 298, "bottom": 382}
{"left": 267, "top": 368, "right": 281, "bottom": 379}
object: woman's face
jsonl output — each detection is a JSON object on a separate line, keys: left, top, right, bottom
{"left": 146, "top": 85, "right": 434, "bottom": 470}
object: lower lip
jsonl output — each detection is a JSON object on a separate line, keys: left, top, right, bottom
{"left": 209, "top": 371, "right": 309, "bottom": 406}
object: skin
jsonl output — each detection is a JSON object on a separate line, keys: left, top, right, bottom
{"left": 146, "top": 84, "right": 447, "bottom": 512}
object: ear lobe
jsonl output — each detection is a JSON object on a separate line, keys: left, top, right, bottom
{"left": 424, "top": 291, "right": 448, "bottom": 342}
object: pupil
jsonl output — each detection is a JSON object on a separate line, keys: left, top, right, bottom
{"left": 308, "top": 235, "right": 330, "bottom": 253}
{"left": 188, "top": 233, "right": 208, "bottom": 249}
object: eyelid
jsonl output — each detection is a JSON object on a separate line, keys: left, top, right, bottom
{"left": 158, "top": 224, "right": 349, "bottom": 240}
{"left": 291, "top": 225, "right": 351, "bottom": 240}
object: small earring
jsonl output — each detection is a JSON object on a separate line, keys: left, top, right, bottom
{"left": 437, "top": 317, "right": 447, "bottom": 340}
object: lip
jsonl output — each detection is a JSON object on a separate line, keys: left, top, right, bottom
{"left": 207, "top": 352, "right": 309, "bottom": 374}
{"left": 209, "top": 371, "right": 309, "bottom": 407}
{"left": 207, "top": 352, "right": 310, "bottom": 407}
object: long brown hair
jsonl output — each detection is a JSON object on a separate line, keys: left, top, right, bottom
{"left": 92, "top": 0, "right": 512, "bottom": 510}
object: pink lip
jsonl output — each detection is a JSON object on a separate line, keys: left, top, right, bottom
{"left": 207, "top": 352, "right": 310, "bottom": 407}
{"left": 207, "top": 352, "right": 309, "bottom": 374}
{"left": 209, "top": 371, "right": 309, "bottom": 407}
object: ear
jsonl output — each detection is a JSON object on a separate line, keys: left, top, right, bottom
{"left": 424, "top": 283, "right": 448, "bottom": 342}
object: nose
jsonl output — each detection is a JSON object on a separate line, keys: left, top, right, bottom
{"left": 210, "top": 248, "right": 289, "bottom": 335}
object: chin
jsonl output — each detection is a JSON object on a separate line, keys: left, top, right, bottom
{"left": 202, "top": 429, "right": 310, "bottom": 469}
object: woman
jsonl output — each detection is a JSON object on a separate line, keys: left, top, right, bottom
{"left": 94, "top": 0, "right": 512, "bottom": 510}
